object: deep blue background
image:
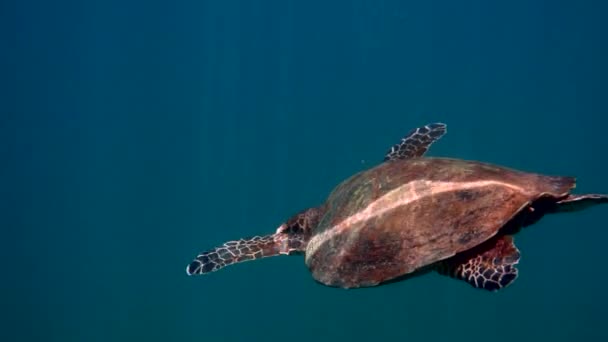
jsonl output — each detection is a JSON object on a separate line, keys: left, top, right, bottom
{"left": 3, "top": 1, "right": 608, "bottom": 341}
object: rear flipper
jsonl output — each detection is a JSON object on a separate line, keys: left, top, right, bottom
{"left": 553, "top": 194, "right": 608, "bottom": 213}
{"left": 436, "top": 235, "right": 520, "bottom": 291}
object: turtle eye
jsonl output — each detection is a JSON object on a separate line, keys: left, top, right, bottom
{"left": 284, "top": 222, "right": 301, "bottom": 234}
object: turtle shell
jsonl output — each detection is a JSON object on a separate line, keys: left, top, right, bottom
{"left": 304, "top": 157, "right": 574, "bottom": 288}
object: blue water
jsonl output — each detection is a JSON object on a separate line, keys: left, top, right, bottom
{"left": 3, "top": 1, "right": 608, "bottom": 341}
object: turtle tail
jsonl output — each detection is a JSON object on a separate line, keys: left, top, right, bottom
{"left": 186, "top": 233, "right": 306, "bottom": 275}
{"left": 536, "top": 175, "right": 608, "bottom": 213}
{"left": 553, "top": 193, "right": 608, "bottom": 213}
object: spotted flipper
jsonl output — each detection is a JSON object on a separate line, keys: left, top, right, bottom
{"left": 186, "top": 206, "right": 323, "bottom": 275}
{"left": 437, "top": 235, "right": 520, "bottom": 291}
{"left": 384, "top": 123, "right": 447, "bottom": 161}
{"left": 186, "top": 233, "right": 307, "bottom": 275}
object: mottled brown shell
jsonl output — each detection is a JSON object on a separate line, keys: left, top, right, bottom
{"left": 304, "top": 157, "right": 574, "bottom": 288}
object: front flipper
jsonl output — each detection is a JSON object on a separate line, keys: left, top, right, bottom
{"left": 384, "top": 122, "right": 447, "bottom": 161}
{"left": 186, "top": 233, "right": 310, "bottom": 275}
{"left": 436, "top": 235, "right": 520, "bottom": 291}
{"left": 186, "top": 235, "right": 279, "bottom": 275}
{"left": 186, "top": 206, "right": 323, "bottom": 276}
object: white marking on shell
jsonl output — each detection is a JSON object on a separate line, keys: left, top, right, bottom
{"left": 305, "top": 180, "right": 524, "bottom": 259}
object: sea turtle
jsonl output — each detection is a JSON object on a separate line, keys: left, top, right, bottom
{"left": 186, "top": 123, "right": 607, "bottom": 291}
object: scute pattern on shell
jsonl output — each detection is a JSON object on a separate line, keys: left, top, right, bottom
{"left": 305, "top": 157, "right": 576, "bottom": 288}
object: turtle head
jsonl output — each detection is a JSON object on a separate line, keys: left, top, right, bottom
{"left": 273, "top": 205, "right": 326, "bottom": 255}
{"left": 276, "top": 205, "right": 326, "bottom": 235}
